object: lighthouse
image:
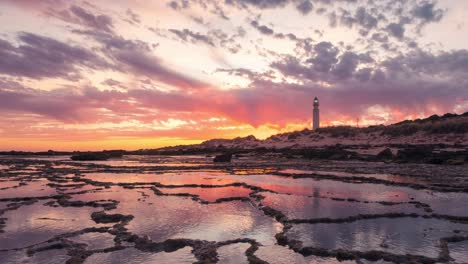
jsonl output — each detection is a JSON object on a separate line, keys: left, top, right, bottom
{"left": 313, "top": 97, "right": 320, "bottom": 130}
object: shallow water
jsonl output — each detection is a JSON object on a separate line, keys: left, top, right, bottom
{"left": 116, "top": 194, "right": 282, "bottom": 245}
{"left": 67, "top": 232, "right": 116, "bottom": 250}
{"left": 68, "top": 155, "right": 211, "bottom": 167}
{"left": 286, "top": 217, "right": 468, "bottom": 259}
{"left": 259, "top": 192, "right": 425, "bottom": 220}
{"left": 0, "top": 180, "right": 57, "bottom": 199}
{"left": 0, "top": 249, "right": 70, "bottom": 264}
{"left": 0, "top": 155, "right": 466, "bottom": 263}
{"left": 217, "top": 243, "right": 250, "bottom": 264}
{"left": 0, "top": 202, "right": 103, "bottom": 249}
{"left": 255, "top": 245, "right": 312, "bottom": 264}
{"left": 448, "top": 240, "right": 468, "bottom": 264}
{"left": 278, "top": 169, "right": 426, "bottom": 184}
{"left": 83, "top": 171, "right": 235, "bottom": 185}
{"left": 157, "top": 186, "right": 252, "bottom": 202}
{"left": 83, "top": 247, "right": 196, "bottom": 264}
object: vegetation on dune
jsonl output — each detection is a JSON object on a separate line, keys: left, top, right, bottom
{"left": 313, "top": 112, "right": 468, "bottom": 138}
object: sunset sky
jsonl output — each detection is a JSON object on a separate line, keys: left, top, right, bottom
{"left": 0, "top": 0, "right": 467, "bottom": 151}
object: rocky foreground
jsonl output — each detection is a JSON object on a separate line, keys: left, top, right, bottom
{"left": 0, "top": 154, "right": 467, "bottom": 263}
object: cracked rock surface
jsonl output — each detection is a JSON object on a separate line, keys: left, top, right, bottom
{"left": 0, "top": 154, "right": 467, "bottom": 263}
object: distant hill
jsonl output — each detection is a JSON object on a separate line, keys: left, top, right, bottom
{"left": 153, "top": 112, "right": 468, "bottom": 153}
{"left": 1, "top": 112, "right": 466, "bottom": 156}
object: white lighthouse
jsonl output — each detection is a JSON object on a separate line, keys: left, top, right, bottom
{"left": 313, "top": 97, "right": 320, "bottom": 130}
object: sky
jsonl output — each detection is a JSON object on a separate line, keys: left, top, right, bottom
{"left": 0, "top": 0, "right": 467, "bottom": 151}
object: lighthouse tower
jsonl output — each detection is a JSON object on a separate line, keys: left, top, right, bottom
{"left": 313, "top": 97, "right": 320, "bottom": 130}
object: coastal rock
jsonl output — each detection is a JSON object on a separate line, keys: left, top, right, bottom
{"left": 71, "top": 153, "right": 110, "bottom": 161}
{"left": 91, "top": 211, "right": 134, "bottom": 224}
{"left": 70, "top": 151, "right": 124, "bottom": 161}
{"left": 213, "top": 153, "right": 232, "bottom": 163}
{"left": 377, "top": 148, "right": 394, "bottom": 159}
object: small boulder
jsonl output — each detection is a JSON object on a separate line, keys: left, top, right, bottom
{"left": 213, "top": 153, "right": 232, "bottom": 163}
{"left": 377, "top": 148, "right": 394, "bottom": 159}
{"left": 70, "top": 151, "right": 124, "bottom": 161}
{"left": 396, "top": 146, "right": 432, "bottom": 162}
{"left": 71, "top": 152, "right": 110, "bottom": 161}
{"left": 91, "top": 211, "right": 133, "bottom": 223}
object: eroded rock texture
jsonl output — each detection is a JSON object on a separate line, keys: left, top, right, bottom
{"left": 0, "top": 154, "right": 467, "bottom": 263}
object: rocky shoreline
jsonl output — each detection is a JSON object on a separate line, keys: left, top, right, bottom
{"left": 0, "top": 154, "right": 467, "bottom": 263}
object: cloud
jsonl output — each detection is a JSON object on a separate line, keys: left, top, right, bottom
{"left": 166, "top": 27, "right": 243, "bottom": 54}
{"left": 0, "top": 32, "right": 107, "bottom": 80}
{"left": 412, "top": 1, "right": 444, "bottom": 23}
{"left": 0, "top": 0, "right": 464, "bottom": 146}
{"left": 125, "top": 8, "right": 141, "bottom": 25}
{"left": 306, "top": 41, "right": 339, "bottom": 73}
{"left": 0, "top": 83, "right": 124, "bottom": 121}
{"left": 68, "top": 5, "right": 114, "bottom": 32}
{"left": 167, "top": 0, "right": 190, "bottom": 10}
{"left": 331, "top": 51, "right": 361, "bottom": 79}
{"left": 73, "top": 29, "right": 209, "bottom": 90}
{"left": 114, "top": 50, "right": 207, "bottom": 90}
{"left": 168, "top": 0, "right": 229, "bottom": 19}
{"left": 225, "top": 0, "right": 289, "bottom": 9}
{"left": 386, "top": 23, "right": 405, "bottom": 39}
{"left": 354, "top": 7, "right": 378, "bottom": 30}
{"left": 1, "top": 42, "right": 466, "bottom": 130}
{"left": 169, "top": 29, "right": 215, "bottom": 46}
{"left": 250, "top": 20, "right": 274, "bottom": 35}
{"left": 296, "top": 0, "right": 313, "bottom": 15}
{"left": 46, "top": 4, "right": 114, "bottom": 33}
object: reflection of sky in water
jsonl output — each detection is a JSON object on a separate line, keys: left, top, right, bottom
{"left": 0, "top": 156, "right": 70, "bottom": 161}
{"left": 70, "top": 187, "right": 282, "bottom": 245}
{"left": 118, "top": 193, "right": 281, "bottom": 245}
{"left": 0, "top": 201, "right": 10, "bottom": 210}
{"left": 287, "top": 218, "right": 468, "bottom": 258}
{"left": 84, "top": 247, "right": 196, "bottom": 264}
{"left": 256, "top": 245, "right": 311, "bottom": 264}
{"left": 0, "top": 155, "right": 467, "bottom": 262}
{"left": 83, "top": 171, "right": 234, "bottom": 185}
{"left": 217, "top": 243, "right": 250, "bottom": 264}
{"left": 260, "top": 192, "right": 424, "bottom": 219}
{"left": 81, "top": 170, "right": 468, "bottom": 219}
{"left": 158, "top": 186, "right": 252, "bottom": 202}
{"left": 0, "top": 202, "right": 102, "bottom": 249}
{"left": 0, "top": 180, "right": 57, "bottom": 199}
{"left": 279, "top": 169, "right": 427, "bottom": 184}
{"left": 0, "top": 249, "right": 70, "bottom": 264}
{"left": 67, "top": 155, "right": 211, "bottom": 167}
{"left": 449, "top": 241, "right": 468, "bottom": 264}
{"left": 228, "top": 174, "right": 468, "bottom": 217}
{"left": 67, "top": 232, "right": 116, "bottom": 250}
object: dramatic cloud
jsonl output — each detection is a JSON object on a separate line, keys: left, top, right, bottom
{"left": 225, "top": 0, "right": 289, "bottom": 9}
{"left": 296, "top": 0, "right": 313, "bottom": 15}
{"left": 412, "top": 1, "right": 444, "bottom": 23}
{"left": 169, "top": 28, "right": 215, "bottom": 46}
{"left": 250, "top": 20, "right": 274, "bottom": 35}
{"left": 306, "top": 41, "right": 340, "bottom": 73}
{"left": 0, "top": 0, "right": 465, "bottom": 150}
{"left": 386, "top": 23, "right": 405, "bottom": 39}
{"left": 44, "top": 4, "right": 115, "bottom": 33}
{"left": 114, "top": 50, "right": 208, "bottom": 90}
{"left": 0, "top": 32, "right": 106, "bottom": 80}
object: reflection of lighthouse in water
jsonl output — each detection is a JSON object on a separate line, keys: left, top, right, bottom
{"left": 313, "top": 97, "right": 320, "bottom": 130}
